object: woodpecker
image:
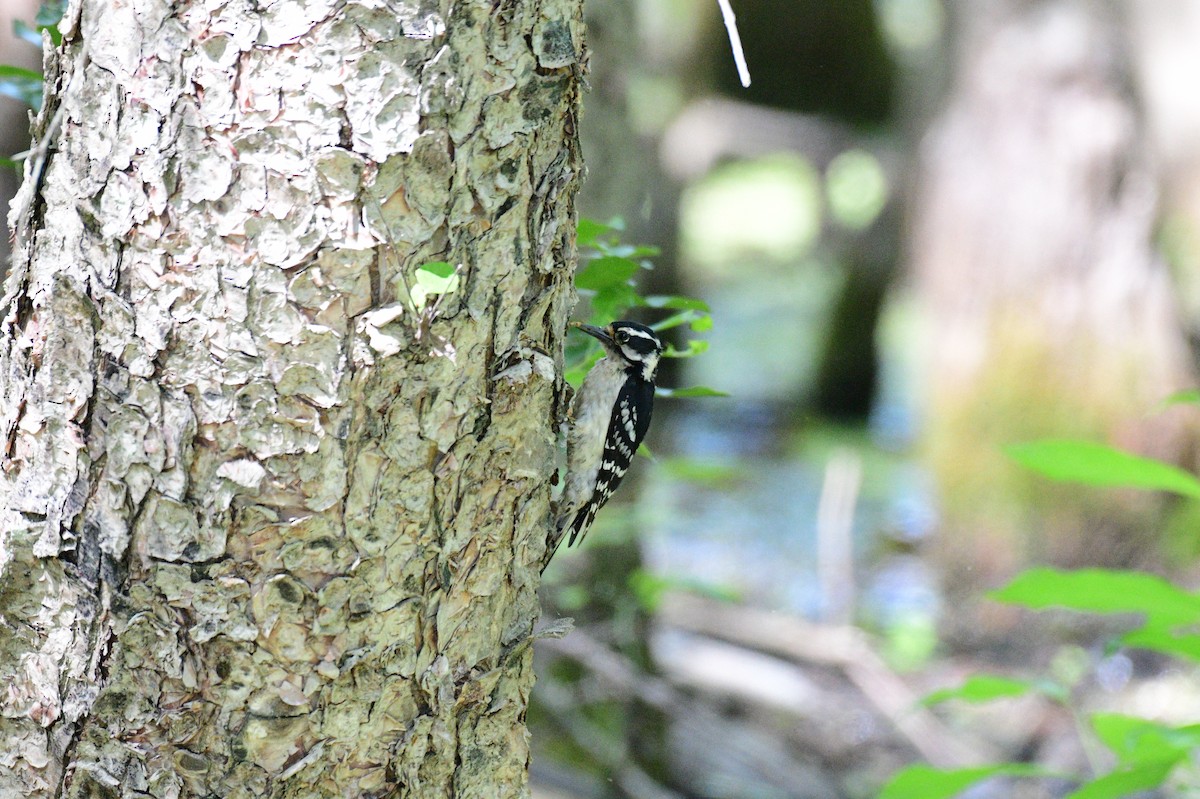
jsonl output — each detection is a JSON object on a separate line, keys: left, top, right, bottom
{"left": 548, "top": 321, "right": 664, "bottom": 565}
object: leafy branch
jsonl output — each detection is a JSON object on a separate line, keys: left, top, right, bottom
{"left": 568, "top": 218, "right": 724, "bottom": 399}
{"left": 881, "top": 428, "right": 1200, "bottom": 799}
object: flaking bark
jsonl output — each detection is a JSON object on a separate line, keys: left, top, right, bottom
{"left": 0, "top": 0, "right": 583, "bottom": 795}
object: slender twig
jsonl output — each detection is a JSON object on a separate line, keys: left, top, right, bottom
{"left": 816, "top": 448, "right": 861, "bottom": 623}
{"left": 714, "top": 0, "right": 751, "bottom": 88}
{"left": 657, "top": 594, "right": 1001, "bottom": 767}
{"left": 361, "top": 187, "right": 417, "bottom": 317}
{"left": 9, "top": 80, "right": 69, "bottom": 237}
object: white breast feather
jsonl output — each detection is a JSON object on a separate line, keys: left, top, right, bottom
{"left": 562, "top": 357, "right": 625, "bottom": 519}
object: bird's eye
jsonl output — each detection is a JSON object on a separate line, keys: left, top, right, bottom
{"left": 616, "top": 330, "right": 629, "bottom": 343}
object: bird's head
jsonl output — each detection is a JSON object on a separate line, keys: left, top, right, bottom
{"left": 577, "top": 321, "right": 664, "bottom": 382}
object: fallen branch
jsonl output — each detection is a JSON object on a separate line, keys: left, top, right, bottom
{"left": 657, "top": 593, "right": 999, "bottom": 768}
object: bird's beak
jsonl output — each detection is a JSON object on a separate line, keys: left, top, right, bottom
{"left": 575, "top": 323, "right": 614, "bottom": 346}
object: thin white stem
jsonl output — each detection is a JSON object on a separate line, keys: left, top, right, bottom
{"left": 715, "top": 0, "right": 752, "bottom": 88}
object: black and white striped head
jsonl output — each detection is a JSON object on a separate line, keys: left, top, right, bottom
{"left": 579, "top": 321, "right": 664, "bottom": 382}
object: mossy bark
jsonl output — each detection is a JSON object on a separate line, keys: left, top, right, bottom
{"left": 0, "top": 0, "right": 584, "bottom": 795}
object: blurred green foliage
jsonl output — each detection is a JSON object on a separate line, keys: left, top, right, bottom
{"left": 627, "top": 569, "right": 740, "bottom": 613}
{"left": 882, "top": 430, "right": 1200, "bottom": 798}
{"left": 568, "top": 217, "right": 722, "bottom": 398}
{"left": 1007, "top": 440, "right": 1200, "bottom": 500}
{"left": 874, "top": 0, "right": 944, "bottom": 53}
{"left": 879, "top": 610, "right": 938, "bottom": 673}
{"left": 925, "top": 324, "right": 1172, "bottom": 575}
{"left": 0, "top": 0, "right": 64, "bottom": 112}
{"left": 880, "top": 764, "right": 1054, "bottom": 799}
{"left": 919, "top": 674, "right": 1045, "bottom": 708}
{"left": 826, "top": 149, "right": 888, "bottom": 230}
{"left": 0, "top": 65, "right": 43, "bottom": 110}
{"left": 680, "top": 154, "right": 823, "bottom": 269}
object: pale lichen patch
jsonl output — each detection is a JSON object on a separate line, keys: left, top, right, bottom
{"left": 242, "top": 715, "right": 310, "bottom": 772}
{"left": 138, "top": 493, "right": 227, "bottom": 563}
{"left": 179, "top": 137, "right": 236, "bottom": 204}
{"left": 258, "top": 0, "right": 336, "bottom": 45}
{"left": 216, "top": 458, "right": 269, "bottom": 490}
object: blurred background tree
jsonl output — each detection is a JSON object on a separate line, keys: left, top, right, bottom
{"left": 911, "top": 0, "right": 1195, "bottom": 610}
{"left": 0, "top": 0, "right": 42, "bottom": 278}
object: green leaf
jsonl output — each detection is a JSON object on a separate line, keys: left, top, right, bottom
{"left": 878, "top": 764, "right": 1049, "bottom": 799}
{"left": 991, "top": 568, "right": 1200, "bottom": 628}
{"left": 415, "top": 261, "right": 456, "bottom": 285}
{"left": 1159, "top": 389, "right": 1200, "bottom": 409}
{"left": 34, "top": 2, "right": 63, "bottom": 46}
{"left": 13, "top": 20, "right": 42, "bottom": 47}
{"left": 1091, "top": 714, "right": 1200, "bottom": 765}
{"left": 1120, "top": 627, "right": 1200, "bottom": 661}
{"left": 577, "top": 218, "right": 613, "bottom": 249}
{"left": 1065, "top": 760, "right": 1180, "bottom": 799}
{"left": 652, "top": 309, "right": 713, "bottom": 333}
{"left": 604, "top": 243, "right": 660, "bottom": 259}
{"left": 588, "top": 283, "right": 641, "bottom": 322}
{"left": 920, "top": 675, "right": 1035, "bottom": 707}
{"left": 656, "top": 385, "right": 729, "bottom": 398}
{"left": 663, "top": 339, "right": 709, "bottom": 359}
{"left": 1091, "top": 714, "right": 1163, "bottom": 762}
{"left": 643, "top": 295, "right": 711, "bottom": 312}
{"left": 1006, "top": 440, "right": 1200, "bottom": 498}
{"left": 652, "top": 305, "right": 705, "bottom": 328}
{"left": 0, "top": 65, "right": 41, "bottom": 80}
{"left": 575, "top": 256, "right": 640, "bottom": 290}
{"left": 656, "top": 457, "right": 742, "bottom": 485}
{"left": 0, "top": 65, "right": 43, "bottom": 109}
{"left": 410, "top": 261, "right": 458, "bottom": 307}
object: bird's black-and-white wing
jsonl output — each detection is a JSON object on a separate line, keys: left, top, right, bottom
{"left": 565, "top": 378, "right": 654, "bottom": 546}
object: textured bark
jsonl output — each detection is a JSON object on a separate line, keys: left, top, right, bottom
{"left": 911, "top": 0, "right": 1195, "bottom": 578}
{"left": 0, "top": 0, "right": 583, "bottom": 795}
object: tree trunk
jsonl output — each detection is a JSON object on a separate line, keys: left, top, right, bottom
{"left": 911, "top": 0, "right": 1195, "bottom": 589}
{"left": 0, "top": 0, "right": 583, "bottom": 795}
{"left": 1130, "top": 1, "right": 1200, "bottom": 356}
